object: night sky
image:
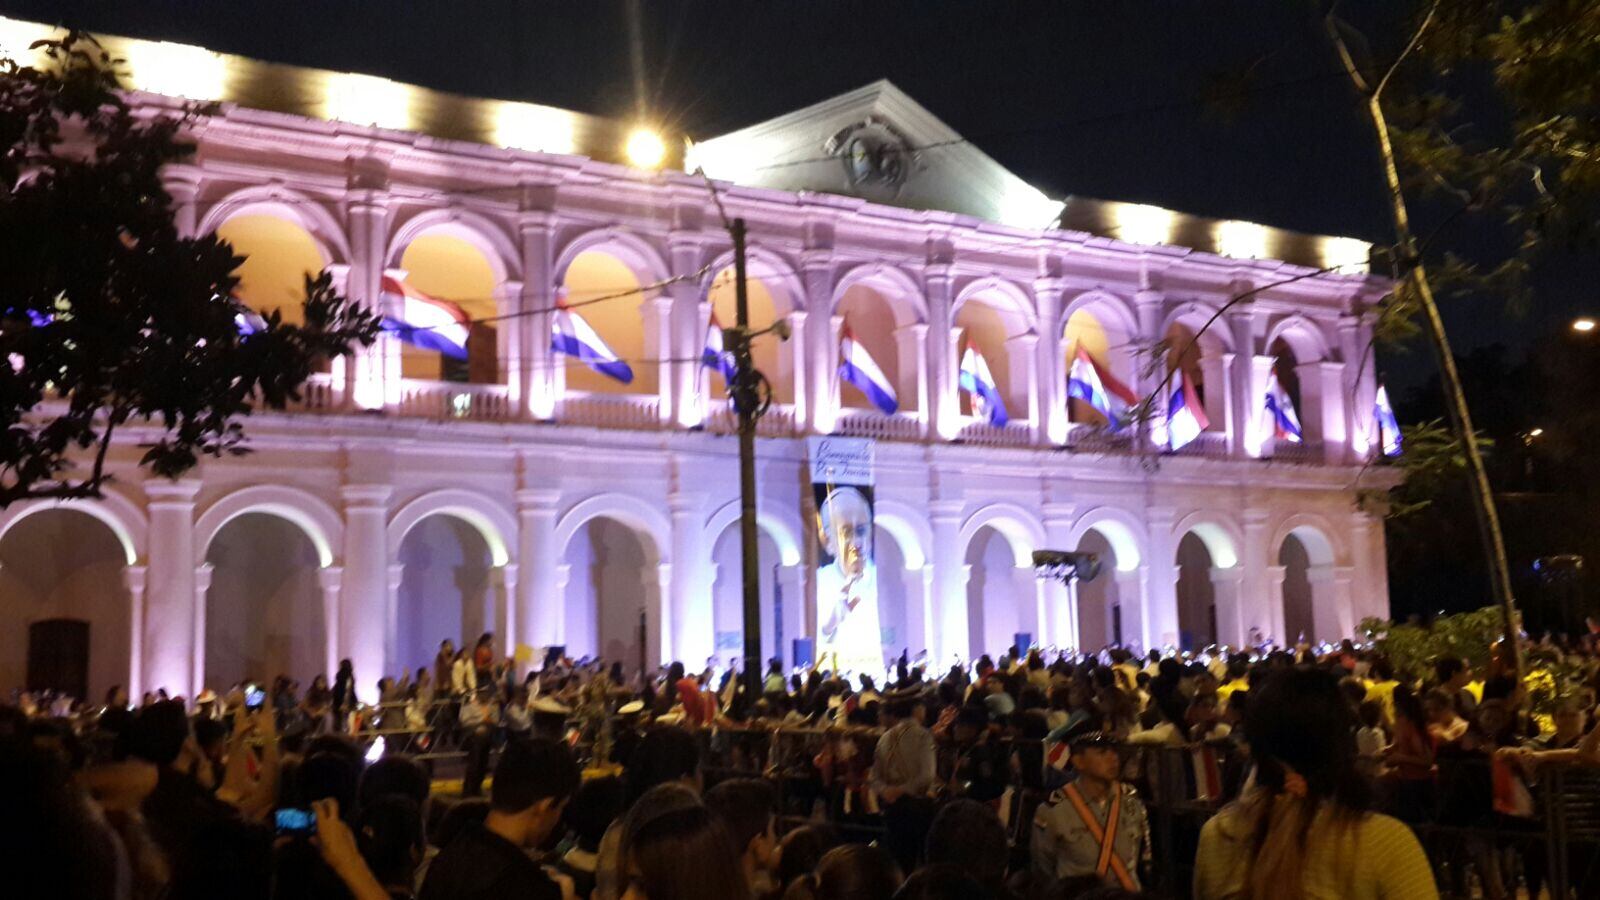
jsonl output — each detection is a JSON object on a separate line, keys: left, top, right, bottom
{"left": 5, "top": 0, "right": 1590, "bottom": 391}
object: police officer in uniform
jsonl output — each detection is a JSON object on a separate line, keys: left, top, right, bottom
{"left": 1031, "top": 731, "right": 1148, "bottom": 892}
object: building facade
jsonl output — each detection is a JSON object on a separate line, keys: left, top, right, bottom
{"left": 0, "top": 23, "right": 1395, "bottom": 701}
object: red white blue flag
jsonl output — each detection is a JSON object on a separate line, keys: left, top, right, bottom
{"left": 1067, "top": 348, "right": 1137, "bottom": 429}
{"left": 380, "top": 276, "right": 472, "bottom": 359}
{"left": 1375, "top": 384, "right": 1402, "bottom": 457}
{"left": 1167, "top": 370, "right": 1210, "bottom": 451}
{"left": 1263, "top": 369, "right": 1303, "bottom": 443}
{"left": 958, "top": 343, "right": 1009, "bottom": 426}
{"left": 552, "top": 298, "right": 634, "bottom": 384}
{"left": 838, "top": 327, "right": 898, "bottom": 415}
{"left": 702, "top": 312, "right": 737, "bottom": 384}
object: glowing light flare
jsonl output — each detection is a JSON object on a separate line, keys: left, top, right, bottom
{"left": 1319, "top": 236, "right": 1371, "bottom": 274}
{"left": 1216, "top": 219, "right": 1270, "bottom": 261}
{"left": 323, "top": 72, "right": 414, "bottom": 130}
{"left": 1573, "top": 317, "right": 1596, "bottom": 333}
{"left": 624, "top": 127, "right": 667, "bottom": 169}
{"left": 493, "top": 102, "right": 577, "bottom": 155}
{"left": 1110, "top": 203, "right": 1175, "bottom": 247}
{"left": 124, "top": 40, "right": 227, "bottom": 100}
{"left": 995, "top": 184, "right": 1064, "bottom": 231}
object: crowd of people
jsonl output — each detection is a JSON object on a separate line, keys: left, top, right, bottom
{"left": 8, "top": 630, "right": 1600, "bottom": 900}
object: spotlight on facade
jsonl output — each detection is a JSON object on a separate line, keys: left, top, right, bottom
{"left": 1032, "top": 549, "right": 1103, "bottom": 585}
{"left": 1573, "top": 317, "right": 1596, "bottom": 334}
{"left": 625, "top": 127, "right": 667, "bottom": 169}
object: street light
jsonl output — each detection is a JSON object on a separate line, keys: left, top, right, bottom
{"left": 1573, "top": 317, "right": 1596, "bottom": 333}
{"left": 625, "top": 127, "right": 666, "bottom": 169}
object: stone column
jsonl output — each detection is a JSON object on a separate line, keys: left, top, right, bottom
{"left": 1265, "top": 566, "right": 1288, "bottom": 646}
{"left": 801, "top": 251, "right": 836, "bottom": 434}
{"left": 776, "top": 563, "right": 807, "bottom": 665}
{"left": 1133, "top": 289, "right": 1166, "bottom": 449}
{"left": 651, "top": 563, "right": 673, "bottom": 667}
{"left": 928, "top": 501, "right": 968, "bottom": 664}
{"left": 1005, "top": 333, "right": 1041, "bottom": 442}
{"left": 519, "top": 213, "right": 559, "bottom": 419}
{"left": 385, "top": 564, "right": 404, "bottom": 673}
{"left": 1307, "top": 565, "right": 1357, "bottom": 641}
{"left": 1142, "top": 507, "right": 1179, "bottom": 650}
{"left": 1244, "top": 355, "right": 1276, "bottom": 456}
{"left": 668, "top": 233, "right": 707, "bottom": 428}
{"left": 788, "top": 311, "right": 810, "bottom": 429}
{"left": 340, "top": 485, "right": 391, "bottom": 696}
{"left": 1042, "top": 503, "right": 1076, "bottom": 649}
{"left": 1296, "top": 360, "right": 1348, "bottom": 464}
{"left": 346, "top": 193, "right": 390, "bottom": 411}
{"left": 191, "top": 564, "right": 213, "bottom": 695}
{"left": 553, "top": 564, "right": 573, "bottom": 656}
{"left": 925, "top": 265, "right": 958, "bottom": 440}
{"left": 900, "top": 566, "right": 933, "bottom": 660}
{"left": 517, "top": 488, "right": 563, "bottom": 649}
{"left": 1348, "top": 510, "right": 1389, "bottom": 624}
{"left": 649, "top": 294, "right": 676, "bottom": 425}
{"left": 122, "top": 565, "right": 148, "bottom": 700}
{"left": 494, "top": 564, "right": 520, "bottom": 661}
{"left": 144, "top": 480, "right": 200, "bottom": 697}
{"left": 319, "top": 567, "right": 345, "bottom": 680}
{"left": 163, "top": 167, "right": 204, "bottom": 238}
{"left": 1113, "top": 568, "right": 1147, "bottom": 652}
{"left": 1228, "top": 312, "right": 1264, "bottom": 457}
{"left": 1340, "top": 315, "right": 1378, "bottom": 459}
{"left": 1036, "top": 277, "right": 1068, "bottom": 445}
{"left": 1209, "top": 566, "right": 1246, "bottom": 648}
{"left": 1239, "top": 510, "right": 1275, "bottom": 642}
{"left": 668, "top": 492, "right": 708, "bottom": 665}
{"left": 1016, "top": 565, "right": 1047, "bottom": 649}
{"left": 894, "top": 323, "right": 930, "bottom": 433}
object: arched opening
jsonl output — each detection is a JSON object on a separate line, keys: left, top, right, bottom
{"left": 562, "top": 517, "right": 660, "bottom": 671}
{"left": 561, "top": 250, "right": 654, "bottom": 397}
{"left": 707, "top": 269, "right": 795, "bottom": 405}
{"left": 397, "top": 233, "right": 500, "bottom": 383}
{"left": 1164, "top": 318, "right": 1228, "bottom": 435}
{"left": 393, "top": 515, "right": 495, "bottom": 678}
{"left": 709, "top": 525, "right": 783, "bottom": 668}
{"left": 0, "top": 510, "right": 130, "bottom": 700}
{"left": 964, "top": 526, "right": 1034, "bottom": 659}
{"left": 953, "top": 296, "right": 1023, "bottom": 421}
{"left": 216, "top": 214, "right": 328, "bottom": 328}
{"left": 1175, "top": 532, "right": 1217, "bottom": 651}
{"left": 1063, "top": 305, "right": 1137, "bottom": 427}
{"left": 837, "top": 282, "right": 917, "bottom": 414}
{"left": 1279, "top": 534, "right": 1315, "bottom": 644}
{"left": 204, "top": 513, "right": 326, "bottom": 692}
{"left": 1073, "top": 530, "right": 1122, "bottom": 650}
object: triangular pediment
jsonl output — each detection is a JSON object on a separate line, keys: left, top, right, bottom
{"left": 688, "top": 80, "right": 1059, "bottom": 229}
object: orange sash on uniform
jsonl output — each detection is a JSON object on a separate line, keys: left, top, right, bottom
{"left": 1062, "top": 782, "right": 1137, "bottom": 891}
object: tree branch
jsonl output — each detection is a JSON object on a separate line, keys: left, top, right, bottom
{"left": 1323, "top": 10, "right": 1373, "bottom": 96}
{"left": 1374, "top": 0, "right": 1444, "bottom": 100}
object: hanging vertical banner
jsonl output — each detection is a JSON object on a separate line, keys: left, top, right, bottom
{"left": 808, "top": 436, "right": 884, "bottom": 676}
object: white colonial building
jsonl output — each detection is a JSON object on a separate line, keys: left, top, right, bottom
{"left": 0, "top": 21, "right": 1394, "bottom": 701}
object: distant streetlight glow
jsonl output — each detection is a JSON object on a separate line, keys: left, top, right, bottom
{"left": 1573, "top": 317, "right": 1597, "bottom": 333}
{"left": 1529, "top": 427, "right": 1544, "bottom": 438}
{"left": 625, "top": 127, "right": 667, "bottom": 169}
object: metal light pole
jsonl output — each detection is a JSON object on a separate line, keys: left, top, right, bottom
{"left": 726, "top": 217, "right": 766, "bottom": 702}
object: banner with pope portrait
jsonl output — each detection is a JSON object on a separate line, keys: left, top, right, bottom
{"left": 807, "top": 436, "right": 884, "bottom": 676}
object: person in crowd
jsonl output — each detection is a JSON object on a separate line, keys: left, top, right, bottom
{"left": 472, "top": 633, "right": 495, "bottom": 690}
{"left": 1381, "top": 683, "right": 1437, "bottom": 823}
{"left": 924, "top": 799, "right": 1010, "bottom": 900}
{"left": 891, "top": 864, "right": 992, "bottom": 900}
{"left": 783, "top": 843, "right": 903, "bottom": 900}
{"left": 872, "top": 688, "right": 938, "bottom": 872}
{"left": 1031, "top": 731, "right": 1146, "bottom": 894}
{"left": 333, "top": 659, "right": 358, "bottom": 720}
{"left": 303, "top": 674, "right": 333, "bottom": 732}
{"left": 775, "top": 825, "right": 841, "bottom": 890}
{"left": 1355, "top": 699, "right": 1387, "bottom": 776}
{"left": 1433, "top": 656, "right": 1477, "bottom": 719}
{"left": 419, "top": 737, "right": 581, "bottom": 900}
{"left": 556, "top": 776, "right": 625, "bottom": 900}
{"left": 1192, "top": 667, "right": 1437, "bottom": 900}
{"left": 451, "top": 648, "right": 478, "bottom": 698}
{"left": 435, "top": 640, "right": 456, "bottom": 687}
{"left": 622, "top": 804, "right": 748, "bottom": 900}
{"left": 457, "top": 688, "right": 500, "bottom": 797}
{"left": 706, "top": 777, "right": 781, "bottom": 897}
{"left": 597, "top": 783, "right": 703, "bottom": 900}
{"left": 1422, "top": 687, "right": 1469, "bottom": 744}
